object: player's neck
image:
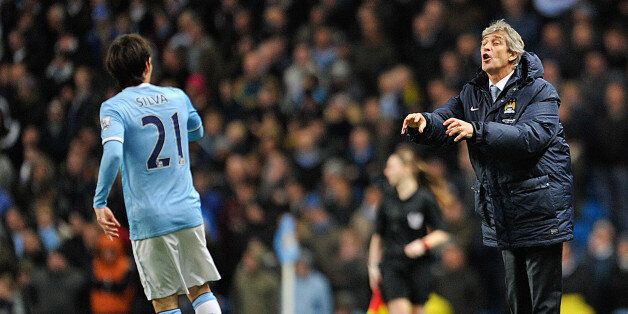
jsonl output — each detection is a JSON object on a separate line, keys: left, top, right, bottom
{"left": 396, "top": 177, "right": 418, "bottom": 201}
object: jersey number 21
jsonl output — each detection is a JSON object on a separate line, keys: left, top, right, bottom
{"left": 142, "top": 112, "right": 184, "bottom": 170}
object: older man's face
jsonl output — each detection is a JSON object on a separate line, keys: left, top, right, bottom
{"left": 481, "top": 32, "right": 515, "bottom": 75}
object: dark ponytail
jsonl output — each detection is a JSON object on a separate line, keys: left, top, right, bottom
{"left": 394, "top": 146, "right": 455, "bottom": 210}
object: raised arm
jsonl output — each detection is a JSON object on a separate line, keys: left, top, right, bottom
{"left": 403, "top": 95, "right": 465, "bottom": 147}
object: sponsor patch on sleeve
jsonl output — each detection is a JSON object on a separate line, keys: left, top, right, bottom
{"left": 100, "top": 116, "right": 111, "bottom": 130}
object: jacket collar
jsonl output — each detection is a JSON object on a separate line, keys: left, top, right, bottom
{"left": 470, "top": 52, "right": 543, "bottom": 90}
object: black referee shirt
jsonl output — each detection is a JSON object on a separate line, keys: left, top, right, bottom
{"left": 375, "top": 186, "right": 445, "bottom": 264}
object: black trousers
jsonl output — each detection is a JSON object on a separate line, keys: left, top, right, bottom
{"left": 501, "top": 243, "right": 563, "bottom": 314}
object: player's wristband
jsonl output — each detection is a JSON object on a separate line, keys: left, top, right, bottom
{"left": 422, "top": 238, "right": 431, "bottom": 251}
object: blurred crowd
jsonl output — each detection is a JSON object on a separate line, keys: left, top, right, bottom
{"left": 0, "top": 0, "right": 625, "bottom": 313}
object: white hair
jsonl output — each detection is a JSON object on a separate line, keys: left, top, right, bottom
{"left": 482, "top": 19, "right": 525, "bottom": 66}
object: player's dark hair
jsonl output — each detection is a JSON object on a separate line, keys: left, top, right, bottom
{"left": 105, "top": 34, "right": 151, "bottom": 88}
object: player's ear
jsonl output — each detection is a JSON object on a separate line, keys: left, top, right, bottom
{"left": 144, "top": 57, "right": 152, "bottom": 79}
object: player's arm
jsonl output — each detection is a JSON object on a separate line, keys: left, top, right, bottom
{"left": 368, "top": 234, "right": 383, "bottom": 291}
{"left": 93, "top": 104, "right": 124, "bottom": 238}
{"left": 93, "top": 141, "right": 123, "bottom": 238}
{"left": 188, "top": 112, "right": 204, "bottom": 142}
{"left": 94, "top": 141, "right": 123, "bottom": 209}
{"left": 183, "top": 91, "right": 204, "bottom": 141}
{"left": 405, "top": 192, "right": 451, "bottom": 258}
{"left": 368, "top": 204, "right": 386, "bottom": 290}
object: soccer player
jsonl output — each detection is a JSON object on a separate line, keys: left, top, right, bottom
{"left": 92, "top": 34, "right": 221, "bottom": 314}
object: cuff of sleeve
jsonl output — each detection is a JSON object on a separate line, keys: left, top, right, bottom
{"left": 102, "top": 136, "right": 124, "bottom": 145}
{"left": 405, "top": 112, "right": 433, "bottom": 143}
{"left": 405, "top": 126, "right": 421, "bottom": 141}
{"left": 188, "top": 124, "right": 201, "bottom": 132}
{"left": 93, "top": 199, "right": 106, "bottom": 209}
{"left": 471, "top": 122, "right": 484, "bottom": 144}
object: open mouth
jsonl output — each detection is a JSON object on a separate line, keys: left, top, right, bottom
{"left": 482, "top": 53, "right": 491, "bottom": 63}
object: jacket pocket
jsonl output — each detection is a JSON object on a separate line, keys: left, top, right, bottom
{"left": 506, "top": 175, "right": 555, "bottom": 222}
{"left": 473, "top": 181, "right": 493, "bottom": 226}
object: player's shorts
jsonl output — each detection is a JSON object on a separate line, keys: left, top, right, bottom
{"left": 131, "top": 224, "right": 221, "bottom": 300}
{"left": 379, "top": 259, "right": 431, "bottom": 305}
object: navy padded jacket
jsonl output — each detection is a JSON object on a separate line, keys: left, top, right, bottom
{"left": 407, "top": 52, "right": 574, "bottom": 249}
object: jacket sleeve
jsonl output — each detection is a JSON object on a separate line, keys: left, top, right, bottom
{"left": 406, "top": 95, "right": 465, "bottom": 147}
{"left": 469, "top": 89, "right": 560, "bottom": 159}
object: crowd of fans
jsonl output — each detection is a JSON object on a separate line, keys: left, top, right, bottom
{"left": 0, "top": 0, "right": 625, "bottom": 313}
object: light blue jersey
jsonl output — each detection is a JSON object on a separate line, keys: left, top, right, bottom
{"left": 94, "top": 83, "right": 203, "bottom": 240}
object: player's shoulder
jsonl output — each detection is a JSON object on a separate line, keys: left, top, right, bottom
{"left": 153, "top": 85, "right": 191, "bottom": 105}
{"left": 100, "top": 92, "right": 128, "bottom": 113}
{"left": 412, "top": 187, "right": 437, "bottom": 203}
{"left": 155, "top": 85, "right": 186, "bottom": 98}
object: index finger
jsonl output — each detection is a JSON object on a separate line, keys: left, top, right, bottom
{"left": 111, "top": 216, "right": 121, "bottom": 227}
{"left": 443, "top": 118, "right": 457, "bottom": 126}
{"left": 99, "top": 219, "right": 118, "bottom": 227}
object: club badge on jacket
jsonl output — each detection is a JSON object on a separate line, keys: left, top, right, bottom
{"left": 503, "top": 99, "right": 516, "bottom": 114}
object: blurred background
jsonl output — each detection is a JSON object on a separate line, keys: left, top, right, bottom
{"left": 0, "top": 0, "right": 625, "bottom": 313}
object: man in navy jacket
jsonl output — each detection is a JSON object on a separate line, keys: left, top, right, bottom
{"left": 402, "top": 20, "right": 573, "bottom": 314}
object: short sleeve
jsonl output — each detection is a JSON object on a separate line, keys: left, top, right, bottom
{"left": 99, "top": 102, "right": 125, "bottom": 145}
{"left": 374, "top": 202, "right": 387, "bottom": 235}
{"left": 423, "top": 190, "right": 446, "bottom": 230}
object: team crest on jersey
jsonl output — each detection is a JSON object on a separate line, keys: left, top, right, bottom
{"left": 407, "top": 212, "right": 424, "bottom": 230}
{"left": 503, "top": 99, "right": 516, "bottom": 114}
{"left": 100, "top": 116, "right": 111, "bottom": 130}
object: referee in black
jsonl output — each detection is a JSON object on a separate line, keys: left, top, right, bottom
{"left": 368, "top": 146, "right": 451, "bottom": 314}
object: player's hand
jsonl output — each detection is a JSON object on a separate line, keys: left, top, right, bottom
{"left": 94, "top": 207, "right": 121, "bottom": 239}
{"left": 368, "top": 264, "right": 382, "bottom": 291}
{"left": 444, "top": 118, "right": 473, "bottom": 142}
{"left": 404, "top": 240, "right": 427, "bottom": 258}
{"left": 401, "top": 113, "right": 427, "bottom": 134}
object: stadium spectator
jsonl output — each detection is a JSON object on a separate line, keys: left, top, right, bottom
{"left": 0, "top": 272, "right": 26, "bottom": 314}
{"left": 609, "top": 233, "right": 628, "bottom": 313}
{"left": 432, "top": 241, "right": 485, "bottom": 314}
{"left": 585, "top": 219, "right": 617, "bottom": 313}
{"left": 294, "top": 249, "right": 333, "bottom": 314}
{"left": 27, "top": 250, "right": 86, "bottom": 314}
{"left": 232, "top": 240, "right": 279, "bottom": 314}
{"left": 561, "top": 241, "right": 596, "bottom": 312}
{"left": 89, "top": 234, "right": 136, "bottom": 314}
